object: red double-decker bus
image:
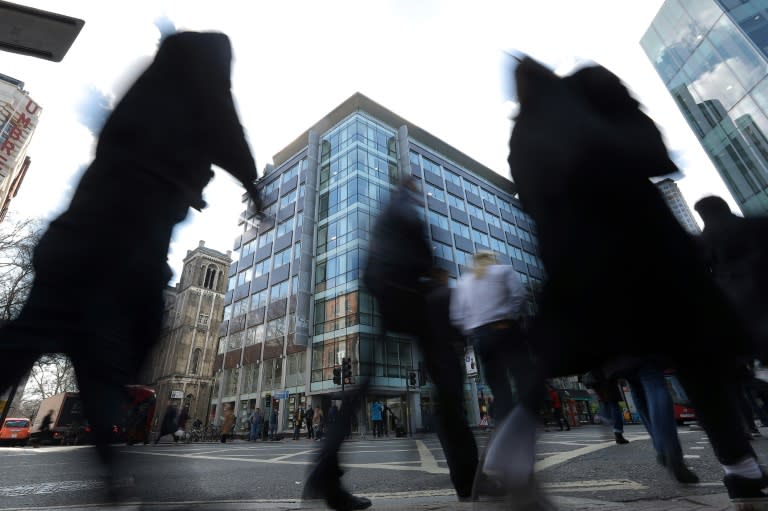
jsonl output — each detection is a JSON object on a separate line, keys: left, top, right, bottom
{"left": 664, "top": 372, "right": 697, "bottom": 424}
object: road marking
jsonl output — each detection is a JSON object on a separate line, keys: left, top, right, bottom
{"left": 537, "top": 441, "right": 592, "bottom": 447}
{"left": 415, "top": 439, "right": 443, "bottom": 474}
{"left": 535, "top": 434, "right": 651, "bottom": 472}
{"left": 543, "top": 479, "right": 647, "bottom": 492}
{"left": 689, "top": 446, "right": 705, "bottom": 450}
{"left": 683, "top": 455, "right": 701, "bottom": 459}
{"left": 267, "top": 449, "right": 315, "bottom": 462}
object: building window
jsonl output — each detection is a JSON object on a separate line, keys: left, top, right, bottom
{"left": 263, "top": 179, "right": 279, "bottom": 196}
{"left": 446, "top": 193, "right": 465, "bottom": 212}
{"left": 490, "top": 237, "right": 507, "bottom": 256}
{"left": 237, "top": 269, "right": 251, "bottom": 287}
{"left": 465, "top": 181, "right": 480, "bottom": 197}
{"left": 217, "top": 337, "right": 226, "bottom": 354}
{"left": 472, "top": 229, "right": 489, "bottom": 248}
{"left": 455, "top": 249, "right": 471, "bottom": 266}
{"left": 293, "top": 241, "right": 302, "bottom": 260}
{"left": 502, "top": 220, "right": 517, "bottom": 236}
{"left": 273, "top": 247, "right": 291, "bottom": 269}
{"left": 428, "top": 210, "right": 449, "bottom": 230}
{"left": 190, "top": 348, "right": 202, "bottom": 374}
{"left": 467, "top": 204, "right": 485, "bottom": 221}
{"left": 241, "top": 240, "right": 256, "bottom": 258}
{"left": 486, "top": 214, "right": 501, "bottom": 229}
{"left": 282, "top": 162, "right": 300, "bottom": 184}
{"left": 253, "top": 259, "right": 269, "bottom": 279}
{"left": 432, "top": 241, "right": 454, "bottom": 261}
{"left": 279, "top": 189, "right": 297, "bottom": 209}
{"left": 202, "top": 265, "right": 218, "bottom": 290}
{"left": 425, "top": 183, "right": 445, "bottom": 202}
{"left": 480, "top": 188, "right": 497, "bottom": 205}
{"left": 250, "top": 289, "right": 268, "bottom": 311}
{"left": 451, "top": 219, "right": 470, "bottom": 239}
{"left": 270, "top": 280, "right": 289, "bottom": 301}
{"left": 497, "top": 198, "right": 512, "bottom": 212}
{"left": 198, "top": 314, "right": 209, "bottom": 326}
{"left": 223, "top": 305, "right": 232, "bottom": 321}
{"left": 265, "top": 317, "right": 286, "bottom": 343}
{"left": 443, "top": 169, "right": 462, "bottom": 187}
{"left": 228, "top": 331, "right": 244, "bottom": 350}
{"left": 422, "top": 157, "right": 441, "bottom": 176}
{"left": 277, "top": 217, "right": 294, "bottom": 238}
{"left": 258, "top": 229, "right": 274, "bottom": 248}
{"left": 233, "top": 298, "right": 248, "bottom": 318}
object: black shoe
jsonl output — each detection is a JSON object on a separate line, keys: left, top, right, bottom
{"left": 668, "top": 458, "right": 699, "bottom": 484}
{"left": 724, "top": 473, "right": 768, "bottom": 505}
{"left": 303, "top": 470, "right": 371, "bottom": 511}
{"left": 614, "top": 432, "right": 629, "bottom": 444}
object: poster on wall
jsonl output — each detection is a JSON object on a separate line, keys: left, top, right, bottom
{"left": 464, "top": 346, "right": 478, "bottom": 378}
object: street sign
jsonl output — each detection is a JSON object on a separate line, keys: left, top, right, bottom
{"left": 274, "top": 390, "right": 289, "bottom": 400}
{"left": 170, "top": 390, "right": 184, "bottom": 399}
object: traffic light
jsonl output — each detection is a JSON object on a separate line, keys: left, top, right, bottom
{"left": 342, "top": 357, "right": 352, "bottom": 384}
{"left": 408, "top": 371, "right": 417, "bottom": 387}
{"left": 333, "top": 367, "right": 341, "bottom": 385}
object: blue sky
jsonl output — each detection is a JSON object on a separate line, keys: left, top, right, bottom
{"left": 1, "top": 1, "right": 735, "bottom": 281}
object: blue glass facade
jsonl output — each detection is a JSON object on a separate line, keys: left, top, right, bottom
{"left": 211, "top": 94, "right": 544, "bottom": 433}
{"left": 642, "top": 0, "right": 768, "bottom": 215}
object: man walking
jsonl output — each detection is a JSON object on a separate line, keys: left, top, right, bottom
{"left": 371, "top": 400, "right": 383, "bottom": 438}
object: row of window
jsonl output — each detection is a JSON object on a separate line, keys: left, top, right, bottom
{"left": 410, "top": 150, "right": 531, "bottom": 220}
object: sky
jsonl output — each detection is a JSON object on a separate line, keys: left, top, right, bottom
{"left": 1, "top": 0, "right": 738, "bottom": 282}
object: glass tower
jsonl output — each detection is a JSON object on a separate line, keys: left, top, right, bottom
{"left": 211, "top": 93, "right": 545, "bottom": 435}
{"left": 641, "top": 0, "right": 768, "bottom": 216}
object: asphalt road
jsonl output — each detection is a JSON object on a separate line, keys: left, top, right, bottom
{"left": 0, "top": 424, "right": 762, "bottom": 510}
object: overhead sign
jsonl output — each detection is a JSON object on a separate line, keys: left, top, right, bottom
{"left": 273, "top": 390, "right": 289, "bottom": 400}
{"left": 464, "top": 346, "right": 478, "bottom": 378}
{"left": 170, "top": 390, "right": 184, "bottom": 399}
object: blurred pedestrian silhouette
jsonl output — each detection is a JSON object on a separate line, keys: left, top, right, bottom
{"left": 0, "top": 31, "right": 260, "bottom": 498}
{"left": 695, "top": 195, "right": 768, "bottom": 360}
{"left": 499, "top": 56, "right": 765, "bottom": 505}
{"left": 154, "top": 404, "right": 178, "bottom": 444}
{"left": 451, "top": 251, "right": 532, "bottom": 425}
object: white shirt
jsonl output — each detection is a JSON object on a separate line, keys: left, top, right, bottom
{"left": 450, "top": 264, "right": 529, "bottom": 333}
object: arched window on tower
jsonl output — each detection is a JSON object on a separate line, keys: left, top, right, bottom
{"left": 204, "top": 266, "right": 217, "bottom": 289}
{"left": 191, "top": 348, "right": 202, "bottom": 374}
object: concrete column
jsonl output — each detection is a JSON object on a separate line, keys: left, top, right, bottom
{"left": 397, "top": 125, "right": 410, "bottom": 181}
{"left": 296, "top": 130, "right": 319, "bottom": 347}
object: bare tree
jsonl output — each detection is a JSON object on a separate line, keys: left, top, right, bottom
{"left": 0, "top": 217, "right": 78, "bottom": 411}
{"left": 26, "top": 354, "right": 78, "bottom": 401}
{"left": 0, "top": 216, "right": 41, "bottom": 322}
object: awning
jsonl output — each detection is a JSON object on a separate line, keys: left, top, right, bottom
{"left": 559, "top": 388, "right": 595, "bottom": 401}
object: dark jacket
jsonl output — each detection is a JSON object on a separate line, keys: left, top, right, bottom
{"left": 508, "top": 58, "right": 751, "bottom": 376}
{"left": 363, "top": 184, "right": 433, "bottom": 333}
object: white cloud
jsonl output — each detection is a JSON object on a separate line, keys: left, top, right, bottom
{"left": 2, "top": 0, "right": 743, "bottom": 280}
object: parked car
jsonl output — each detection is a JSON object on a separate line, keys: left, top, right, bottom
{"left": 0, "top": 417, "right": 31, "bottom": 446}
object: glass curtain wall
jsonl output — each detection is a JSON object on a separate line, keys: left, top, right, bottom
{"left": 310, "top": 114, "right": 414, "bottom": 392}
{"left": 642, "top": 0, "right": 768, "bottom": 214}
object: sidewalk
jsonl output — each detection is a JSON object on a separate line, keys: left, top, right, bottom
{"left": 37, "top": 492, "right": 735, "bottom": 511}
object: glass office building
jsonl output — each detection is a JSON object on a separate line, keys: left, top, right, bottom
{"left": 641, "top": 0, "right": 768, "bottom": 216}
{"left": 210, "top": 93, "right": 545, "bottom": 434}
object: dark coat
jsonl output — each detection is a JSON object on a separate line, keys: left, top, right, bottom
{"left": 160, "top": 405, "right": 178, "bottom": 436}
{"left": 508, "top": 58, "right": 751, "bottom": 376}
{"left": 363, "top": 183, "right": 433, "bottom": 334}
{"left": 696, "top": 197, "right": 768, "bottom": 359}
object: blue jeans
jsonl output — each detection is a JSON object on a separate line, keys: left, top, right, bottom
{"left": 249, "top": 422, "right": 262, "bottom": 441}
{"left": 626, "top": 364, "right": 683, "bottom": 461}
{"left": 600, "top": 401, "right": 624, "bottom": 433}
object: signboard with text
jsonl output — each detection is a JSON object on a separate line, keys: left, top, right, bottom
{"left": 464, "top": 346, "right": 478, "bottom": 378}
